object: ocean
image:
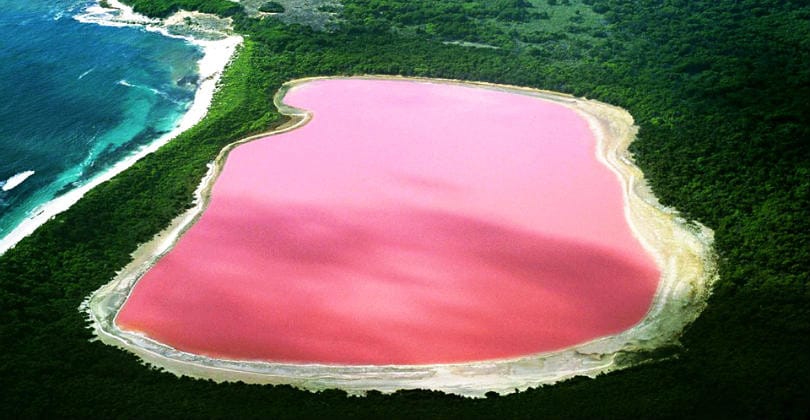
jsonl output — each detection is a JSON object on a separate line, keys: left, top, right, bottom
{"left": 0, "top": 0, "right": 202, "bottom": 246}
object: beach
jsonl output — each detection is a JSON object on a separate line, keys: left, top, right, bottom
{"left": 0, "top": 1, "right": 242, "bottom": 255}
{"left": 84, "top": 76, "right": 717, "bottom": 397}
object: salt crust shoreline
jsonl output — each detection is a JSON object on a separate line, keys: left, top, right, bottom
{"left": 83, "top": 75, "right": 718, "bottom": 398}
{"left": 0, "top": 0, "right": 242, "bottom": 255}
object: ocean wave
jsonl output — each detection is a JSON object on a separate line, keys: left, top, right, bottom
{"left": 79, "top": 149, "right": 98, "bottom": 171}
{"left": 78, "top": 67, "right": 95, "bottom": 80}
{"left": 73, "top": 0, "right": 158, "bottom": 30}
{"left": 73, "top": 6, "right": 128, "bottom": 28}
{"left": 1, "top": 170, "right": 36, "bottom": 192}
{"left": 149, "top": 86, "right": 184, "bottom": 104}
{"left": 117, "top": 79, "right": 183, "bottom": 104}
{"left": 73, "top": 0, "right": 198, "bottom": 44}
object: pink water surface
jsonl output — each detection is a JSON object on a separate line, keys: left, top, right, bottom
{"left": 116, "top": 79, "right": 660, "bottom": 365}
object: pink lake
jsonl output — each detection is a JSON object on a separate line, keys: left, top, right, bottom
{"left": 116, "top": 79, "right": 660, "bottom": 365}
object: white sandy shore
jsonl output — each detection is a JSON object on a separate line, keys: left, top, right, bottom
{"left": 83, "top": 76, "right": 718, "bottom": 398}
{"left": 0, "top": 2, "right": 242, "bottom": 256}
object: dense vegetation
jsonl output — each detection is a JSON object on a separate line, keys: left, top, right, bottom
{"left": 259, "top": 1, "right": 285, "bottom": 13}
{"left": 2, "top": 0, "right": 809, "bottom": 417}
{"left": 121, "top": 0, "right": 242, "bottom": 18}
{"left": 341, "top": 0, "right": 605, "bottom": 50}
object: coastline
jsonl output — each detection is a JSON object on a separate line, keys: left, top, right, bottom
{"left": 84, "top": 76, "right": 718, "bottom": 398}
{"left": 0, "top": 1, "right": 242, "bottom": 255}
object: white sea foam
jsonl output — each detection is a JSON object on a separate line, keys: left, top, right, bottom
{"left": 1, "top": 171, "right": 36, "bottom": 192}
{"left": 0, "top": 2, "right": 242, "bottom": 255}
{"left": 117, "top": 79, "right": 177, "bottom": 103}
{"left": 73, "top": 6, "right": 128, "bottom": 28}
{"left": 74, "top": 0, "right": 157, "bottom": 28}
{"left": 146, "top": 85, "right": 182, "bottom": 104}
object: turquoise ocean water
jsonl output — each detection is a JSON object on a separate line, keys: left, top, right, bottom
{"left": 0, "top": 0, "right": 201, "bottom": 243}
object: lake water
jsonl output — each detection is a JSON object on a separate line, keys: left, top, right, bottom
{"left": 117, "top": 79, "right": 660, "bottom": 365}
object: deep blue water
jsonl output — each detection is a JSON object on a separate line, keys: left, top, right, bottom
{"left": 0, "top": 0, "right": 201, "bottom": 241}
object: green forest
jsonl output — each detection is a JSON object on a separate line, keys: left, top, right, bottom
{"left": 1, "top": 0, "right": 809, "bottom": 417}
